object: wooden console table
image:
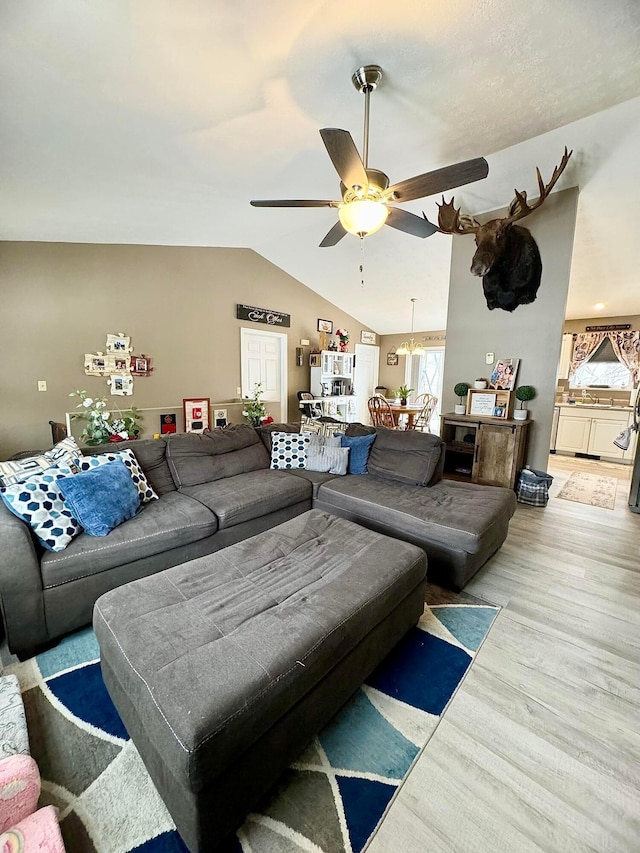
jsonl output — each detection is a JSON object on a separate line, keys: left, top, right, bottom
{"left": 440, "top": 412, "right": 531, "bottom": 489}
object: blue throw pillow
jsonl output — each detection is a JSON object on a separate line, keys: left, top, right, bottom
{"left": 340, "top": 433, "right": 376, "bottom": 474}
{"left": 58, "top": 459, "right": 140, "bottom": 536}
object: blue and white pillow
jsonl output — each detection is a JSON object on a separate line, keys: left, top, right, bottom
{"left": 0, "top": 467, "right": 82, "bottom": 551}
{"left": 78, "top": 448, "right": 158, "bottom": 503}
{"left": 270, "top": 432, "right": 310, "bottom": 470}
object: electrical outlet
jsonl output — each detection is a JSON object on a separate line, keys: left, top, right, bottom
{"left": 37, "top": 380, "right": 47, "bottom": 392}
{"left": 485, "top": 352, "right": 495, "bottom": 364}
{"left": 236, "top": 387, "right": 242, "bottom": 396}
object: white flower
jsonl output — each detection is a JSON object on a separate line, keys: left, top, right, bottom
{"left": 96, "top": 400, "right": 106, "bottom": 409}
{"left": 118, "top": 430, "right": 129, "bottom": 439}
{"left": 82, "top": 398, "right": 93, "bottom": 407}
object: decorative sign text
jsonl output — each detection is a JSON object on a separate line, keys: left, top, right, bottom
{"left": 585, "top": 324, "right": 631, "bottom": 331}
{"left": 237, "top": 304, "right": 290, "bottom": 327}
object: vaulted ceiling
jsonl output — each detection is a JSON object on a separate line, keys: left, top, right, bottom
{"left": 2, "top": 0, "right": 640, "bottom": 332}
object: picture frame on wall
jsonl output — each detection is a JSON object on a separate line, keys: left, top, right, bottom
{"left": 489, "top": 358, "right": 519, "bottom": 391}
{"left": 317, "top": 319, "right": 333, "bottom": 334}
{"left": 361, "top": 331, "right": 376, "bottom": 344}
{"left": 387, "top": 352, "right": 399, "bottom": 366}
{"left": 309, "top": 352, "right": 321, "bottom": 367}
{"left": 183, "top": 398, "right": 210, "bottom": 433}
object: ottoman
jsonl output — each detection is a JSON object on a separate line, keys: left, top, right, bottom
{"left": 93, "top": 509, "right": 427, "bottom": 851}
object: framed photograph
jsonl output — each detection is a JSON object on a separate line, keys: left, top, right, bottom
{"left": 105, "top": 333, "right": 131, "bottom": 353}
{"left": 114, "top": 355, "right": 131, "bottom": 372}
{"left": 130, "top": 355, "right": 153, "bottom": 376}
{"left": 361, "top": 331, "right": 376, "bottom": 344}
{"left": 183, "top": 398, "right": 210, "bottom": 433}
{"left": 309, "top": 352, "right": 321, "bottom": 367}
{"left": 317, "top": 319, "right": 333, "bottom": 334}
{"left": 109, "top": 374, "right": 134, "bottom": 396}
{"left": 489, "top": 358, "right": 519, "bottom": 391}
{"left": 467, "top": 389, "right": 511, "bottom": 418}
{"left": 84, "top": 353, "right": 107, "bottom": 375}
{"left": 387, "top": 352, "right": 399, "bottom": 366}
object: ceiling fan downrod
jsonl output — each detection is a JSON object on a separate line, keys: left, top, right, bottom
{"left": 351, "top": 65, "right": 383, "bottom": 170}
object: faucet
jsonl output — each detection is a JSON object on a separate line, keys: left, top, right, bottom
{"left": 581, "top": 389, "right": 597, "bottom": 403}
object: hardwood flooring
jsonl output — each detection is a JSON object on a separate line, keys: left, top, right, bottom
{"left": 367, "top": 455, "right": 640, "bottom": 853}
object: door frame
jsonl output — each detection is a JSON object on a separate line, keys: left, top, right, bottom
{"left": 240, "top": 327, "right": 288, "bottom": 422}
{"left": 354, "top": 343, "right": 380, "bottom": 425}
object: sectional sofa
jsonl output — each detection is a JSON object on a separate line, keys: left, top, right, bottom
{"left": 0, "top": 423, "right": 516, "bottom": 658}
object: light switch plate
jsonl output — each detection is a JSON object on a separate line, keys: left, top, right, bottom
{"left": 485, "top": 352, "right": 495, "bottom": 364}
{"left": 37, "top": 380, "right": 47, "bottom": 391}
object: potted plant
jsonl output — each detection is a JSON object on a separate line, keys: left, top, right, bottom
{"left": 453, "top": 382, "right": 470, "bottom": 414}
{"left": 396, "top": 384, "right": 414, "bottom": 406}
{"left": 514, "top": 385, "right": 536, "bottom": 419}
{"left": 69, "top": 390, "right": 142, "bottom": 445}
{"left": 474, "top": 377, "right": 488, "bottom": 389}
{"left": 242, "top": 383, "right": 274, "bottom": 427}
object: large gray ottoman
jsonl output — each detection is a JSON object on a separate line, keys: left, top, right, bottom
{"left": 93, "top": 509, "right": 427, "bottom": 851}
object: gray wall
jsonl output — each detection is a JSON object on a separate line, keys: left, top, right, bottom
{"left": 0, "top": 243, "right": 372, "bottom": 458}
{"left": 442, "top": 187, "right": 579, "bottom": 471}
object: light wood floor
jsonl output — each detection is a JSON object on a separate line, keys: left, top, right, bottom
{"left": 367, "top": 454, "right": 640, "bottom": 853}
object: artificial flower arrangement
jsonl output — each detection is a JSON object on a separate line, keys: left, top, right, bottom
{"left": 242, "top": 383, "right": 274, "bottom": 427}
{"left": 69, "top": 389, "right": 143, "bottom": 445}
{"left": 335, "top": 328, "right": 350, "bottom": 351}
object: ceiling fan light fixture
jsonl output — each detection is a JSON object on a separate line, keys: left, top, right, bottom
{"left": 338, "top": 199, "right": 388, "bottom": 237}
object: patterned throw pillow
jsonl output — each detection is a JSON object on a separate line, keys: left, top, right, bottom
{"left": 270, "top": 432, "right": 310, "bottom": 470}
{"left": 0, "top": 437, "right": 82, "bottom": 488}
{"left": 78, "top": 448, "right": 158, "bottom": 503}
{"left": 0, "top": 467, "right": 82, "bottom": 552}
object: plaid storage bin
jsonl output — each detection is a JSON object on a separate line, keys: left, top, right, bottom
{"left": 516, "top": 467, "right": 554, "bottom": 506}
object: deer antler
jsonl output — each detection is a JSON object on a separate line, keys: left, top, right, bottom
{"left": 505, "top": 146, "right": 573, "bottom": 223}
{"left": 432, "top": 197, "right": 480, "bottom": 235}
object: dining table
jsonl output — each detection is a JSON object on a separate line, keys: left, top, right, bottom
{"left": 387, "top": 403, "right": 424, "bottom": 429}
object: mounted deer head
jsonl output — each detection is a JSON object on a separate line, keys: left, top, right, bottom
{"left": 427, "top": 148, "right": 572, "bottom": 311}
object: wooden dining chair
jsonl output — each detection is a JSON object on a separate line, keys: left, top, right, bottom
{"left": 410, "top": 394, "right": 438, "bottom": 432}
{"left": 368, "top": 395, "right": 398, "bottom": 429}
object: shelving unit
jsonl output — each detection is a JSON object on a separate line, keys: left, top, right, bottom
{"left": 440, "top": 412, "right": 531, "bottom": 489}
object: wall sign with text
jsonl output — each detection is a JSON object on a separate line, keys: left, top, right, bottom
{"left": 236, "top": 304, "right": 290, "bottom": 327}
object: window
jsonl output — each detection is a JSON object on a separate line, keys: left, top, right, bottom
{"left": 571, "top": 337, "right": 632, "bottom": 389}
{"left": 406, "top": 347, "right": 445, "bottom": 433}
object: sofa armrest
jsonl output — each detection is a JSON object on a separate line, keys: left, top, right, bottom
{"left": 0, "top": 504, "right": 48, "bottom": 655}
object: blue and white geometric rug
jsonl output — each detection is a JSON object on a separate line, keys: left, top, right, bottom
{"left": 6, "top": 600, "right": 499, "bottom": 852}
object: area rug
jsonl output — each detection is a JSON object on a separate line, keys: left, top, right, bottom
{"left": 6, "top": 598, "right": 499, "bottom": 853}
{"left": 556, "top": 470, "right": 617, "bottom": 509}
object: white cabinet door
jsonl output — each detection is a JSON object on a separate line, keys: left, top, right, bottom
{"left": 556, "top": 415, "right": 591, "bottom": 452}
{"left": 588, "top": 416, "right": 629, "bottom": 459}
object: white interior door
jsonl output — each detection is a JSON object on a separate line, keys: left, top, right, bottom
{"left": 241, "top": 328, "right": 288, "bottom": 421}
{"left": 354, "top": 344, "right": 380, "bottom": 424}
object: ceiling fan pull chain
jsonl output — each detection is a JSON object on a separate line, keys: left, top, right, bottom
{"left": 360, "top": 237, "right": 366, "bottom": 288}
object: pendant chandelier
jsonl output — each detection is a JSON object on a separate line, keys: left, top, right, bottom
{"left": 396, "top": 298, "right": 425, "bottom": 356}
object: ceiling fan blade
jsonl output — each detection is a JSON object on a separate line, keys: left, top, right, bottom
{"left": 388, "top": 157, "right": 489, "bottom": 202}
{"left": 319, "top": 129, "right": 368, "bottom": 192}
{"left": 319, "top": 220, "right": 347, "bottom": 248}
{"left": 250, "top": 199, "right": 337, "bottom": 208}
{"left": 385, "top": 207, "right": 439, "bottom": 238}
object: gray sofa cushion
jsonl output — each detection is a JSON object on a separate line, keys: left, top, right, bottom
{"left": 40, "top": 492, "right": 217, "bottom": 587}
{"left": 316, "top": 474, "right": 516, "bottom": 556}
{"left": 167, "top": 426, "right": 269, "bottom": 488}
{"left": 89, "top": 438, "right": 176, "bottom": 495}
{"left": 285, "top": 468, "right": 339, "bottom": 499}
{"left": 93, "top": 509, "right": 427, "bottom": 793}
{"left": 180, "top": 469, "right": 311, "bottom": 529}
{"left": 367, "top": 427, "right": 444, "bottom": 486}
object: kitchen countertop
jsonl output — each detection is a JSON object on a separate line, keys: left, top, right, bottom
{"left": 556, "top": 402, "right": 632, "bottom": 411}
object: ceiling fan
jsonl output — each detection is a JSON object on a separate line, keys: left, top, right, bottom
{"left": 250, "top": 65, "right": 489, "bottom": 247}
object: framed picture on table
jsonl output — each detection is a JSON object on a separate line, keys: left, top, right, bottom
{"left": 183, "top": 398, "right": 210, "bottom": 433}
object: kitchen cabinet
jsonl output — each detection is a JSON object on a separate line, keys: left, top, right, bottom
{"left": 440, "top": 413, "right": 530, "bottom": 489}
{"left": 556, "top": 404, "right": 637, "bottom": 461}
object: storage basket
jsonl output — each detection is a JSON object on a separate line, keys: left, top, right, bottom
{"left": 516, "top": 467, "right": 553, "bottom": 507}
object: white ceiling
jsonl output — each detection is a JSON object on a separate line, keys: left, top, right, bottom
{"left": 2, "top": 0, "right": 640, "bottom": 333}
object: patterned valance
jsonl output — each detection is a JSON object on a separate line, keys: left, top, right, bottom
{"left": 569, "top": 330, "right": 640, "bottom": 386}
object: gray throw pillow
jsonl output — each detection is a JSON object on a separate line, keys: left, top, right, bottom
{"left": 306, "top": 445, "right": 350, "bottom": 475}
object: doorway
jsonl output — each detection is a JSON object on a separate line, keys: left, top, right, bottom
{"left": 407, "top": 347, "right": 445, "bottom": 433}
{"left": 240, "top": 328, "right": 288, "bottom": 422}
{"left": 354, "top": 344, "right": 380, "bottom": 424}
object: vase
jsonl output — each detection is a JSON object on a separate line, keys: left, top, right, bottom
{"left": 454, "top": 404, "right": 466, "bottom": 415}
{"left": 514, "top": 409, "right": 528, "bottom": 420}
{"left": 400, "top": 398, "right": 407, "bottom": 407}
